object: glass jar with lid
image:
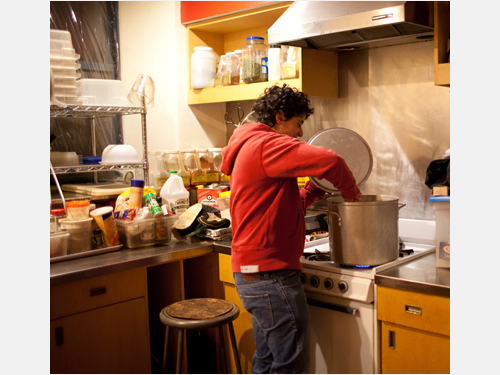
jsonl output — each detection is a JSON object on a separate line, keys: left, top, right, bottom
{"left": 242, "top": 36, "right": 268, "bottom": 83}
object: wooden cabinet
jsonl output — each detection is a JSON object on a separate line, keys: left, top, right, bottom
{"left": 434, "top": 1, "right": 450, "bottom": 86}
{"left": 219, "top": 253, "right": 255, "bottom": 373}
{"left": 377, "top": 285, "right": 450, "bottom": 374}
{"left": 186, "top": 2, "right": 338, "bottom": 104}
{"left": 50, "top": 268, "right": 151, "bottom": 374}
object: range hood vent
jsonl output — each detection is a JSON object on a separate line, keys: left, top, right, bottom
{"left": 268, "top": 1, "right": 434, "bottom": 51}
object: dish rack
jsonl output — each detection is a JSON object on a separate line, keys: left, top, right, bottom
{"left": 50, "top": 104, "right": 150, "bottom": 206}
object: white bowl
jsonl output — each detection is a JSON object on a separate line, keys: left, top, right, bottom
{"left": 101, "top": 145, "right": 139, "bottom": 165}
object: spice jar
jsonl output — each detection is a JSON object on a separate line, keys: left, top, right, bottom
{"left": 199, "top": 149, "right": 219, "bottom": 183}
{"left": 222, "top": 53, "right": 233, "bottom": 86}
{"left": 214, "top": 55, "right": 227, "bottom": 88}
{"left": 129, "top": 179, "right": 145, "bottom": 212}
{"left": 242, "top": 36, "right": 268, "bottom": 83}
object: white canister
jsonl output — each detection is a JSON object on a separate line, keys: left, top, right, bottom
{"left": 268, "top": 44, "right": 281, "bottom": 81}
{"left": 191, "top": 46, "right": 216, "bottom": 89}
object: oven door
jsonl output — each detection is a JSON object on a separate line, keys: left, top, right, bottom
{"left": 307, "top": 292, "right": 376, "bottom": 374}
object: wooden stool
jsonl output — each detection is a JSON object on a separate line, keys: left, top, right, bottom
{"left": 159, "top": 298, "right": 242, "bottom": 374}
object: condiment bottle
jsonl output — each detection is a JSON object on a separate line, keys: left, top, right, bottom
{"left": 214, "top": 55, "right": 226, "bottom": 87}
{"left": 281, "top": 46, "right": 298, "bottom": 79}
{"left": 268, "top": 44, "right": 282, "bottom": 81}
{"left": 242, "top": 36, "right": 268, "bottom": 83}
{"left": 233, "top": 50, "right": 243, "bottom": 84}
{"left": 50, "top": 208, "right": 66, "bottom": 232}
{"left": 129, "top": 178, "right": 145, "bottom": 212}
{"left": 222, "top": 53, "right": 232, "bottom": 86}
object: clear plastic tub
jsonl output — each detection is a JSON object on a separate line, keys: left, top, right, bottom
{"left": 60, "top": 218, "right": 93, "bottom": 254}
{"left": 50, "top": 231, "right": 69, "bottom": 258}
{"left": 116, "top": 215, "right": 178, "bottom": 248}
{"left": 429, "top": 196, "right": 450, "bottom": 268}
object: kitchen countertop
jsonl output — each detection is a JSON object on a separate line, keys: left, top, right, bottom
{"left": 50, "top": 237, "right": 216, "bottom": 286}
{"left": 375, "top": 253, "right": 450, "bottom": 297}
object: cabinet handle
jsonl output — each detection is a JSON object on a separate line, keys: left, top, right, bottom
{"left": 388, "top": 329, "right": 395, "bottom": 349}
{"left": 405, "top": 304, "right": 422, "bottom": 316}
{"left": 90, "top": 286, "right": 107, "bottom": 297}
{"left": 55, "top": 326, "right": 64, "bottom": 346}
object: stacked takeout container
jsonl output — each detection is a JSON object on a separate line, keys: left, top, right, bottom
{"left": 50, "top": 29, "right": 82, "bottom": 105}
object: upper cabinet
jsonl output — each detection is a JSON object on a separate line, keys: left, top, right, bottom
{"left": 185, "top": 2, "right": 338, "bottom": 104}
{"left": 434, "top": 1, "right": 450, "bottom": 86}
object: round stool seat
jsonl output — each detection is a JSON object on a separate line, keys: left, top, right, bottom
{"left": 160, "top": 298, "right": 239, "bottom": 330}
{"left": 159, "top": 298, "right": 242, "bottom": 374}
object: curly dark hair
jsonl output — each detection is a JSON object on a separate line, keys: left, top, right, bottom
{"left": 252, "top": 84, "right": 314, "bottom": 127}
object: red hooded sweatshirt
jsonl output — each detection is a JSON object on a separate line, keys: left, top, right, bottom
{"left": 221, "top": 123, "right": 360, "bottom": 273}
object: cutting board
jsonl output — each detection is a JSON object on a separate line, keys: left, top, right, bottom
{"left": 62, "top": 183, "right": 130, "bottom": 197}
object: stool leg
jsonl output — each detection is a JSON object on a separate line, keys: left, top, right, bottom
{"left": 228, "top": 322, "right": 242, "bottom": 374}
{"left": 218, "top": 325, "right": 228, "bottom": 374}
{"left": 162, "top": 326, "right": 170, "bottom": 374}
{"left": 176, "top": 329, "right": 183, "bottom": 374}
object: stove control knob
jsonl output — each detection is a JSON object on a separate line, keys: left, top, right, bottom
{"left": 310, "top": 276, "right": 320, "bottom": 288}
{"left": 324, "top": 278, "right": 334, "bottom": 290}
{"left": 299, "top": 273, "right": 306, "bottom": 284}
{"left": 338, "top": 280, "right": 348, "bottom": 293}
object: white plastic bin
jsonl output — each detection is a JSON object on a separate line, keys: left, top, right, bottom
{"left": 429, "top": 196, "right": 450, "bottom": 268}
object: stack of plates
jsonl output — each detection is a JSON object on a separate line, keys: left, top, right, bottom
{"left": 50, "top": 30, "right": 82, "bottom": 106}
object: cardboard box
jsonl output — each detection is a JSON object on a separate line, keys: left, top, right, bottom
{"left": 197, "top": 186, "right": 228, "bottom": 208}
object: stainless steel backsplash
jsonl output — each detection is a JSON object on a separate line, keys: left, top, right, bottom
{"left": 226, "top": 40, "right": 450, "bottom": 220}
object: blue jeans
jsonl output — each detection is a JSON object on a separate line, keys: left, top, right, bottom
{"left": 233, "top": 270, "right": 310, "bottom": 374}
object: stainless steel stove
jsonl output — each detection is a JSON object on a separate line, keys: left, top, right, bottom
{"left": 300, "top": 219, "right": 436, "bottom": 374}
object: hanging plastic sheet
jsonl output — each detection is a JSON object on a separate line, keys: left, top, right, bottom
{"left": 50, "top": 2, "right": 123, "bottom": 185}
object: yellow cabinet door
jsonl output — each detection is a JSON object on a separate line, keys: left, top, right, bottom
{"left": 381, "top": 321, "right": 450, "bottom": 374}
{"left": 50, "top": 298, "right": 151, "bottom": 374}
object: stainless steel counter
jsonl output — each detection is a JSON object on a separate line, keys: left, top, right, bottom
{"left": 375, "top": 253, "right": 450, "bottom": 297}
{"left": 50, "top": 238, "right": 214, "bottom": 286}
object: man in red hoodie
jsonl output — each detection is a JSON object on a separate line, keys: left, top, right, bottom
{"left": 221, "top": 84, "right": 361, "bottom": 373}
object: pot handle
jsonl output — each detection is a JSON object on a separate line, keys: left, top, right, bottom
{"left": 398, "top": 203, "right": 406, "bottom": 210}
{"left": 330, "top": 212, "right": 342, "bottom": 227}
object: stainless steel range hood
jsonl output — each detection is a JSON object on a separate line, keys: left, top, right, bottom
{"left": 268, "top": 1, "right": 434, "bottom": 51}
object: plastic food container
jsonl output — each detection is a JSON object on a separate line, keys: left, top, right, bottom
{"left": 66, "top": 200, "right": 91, "bottom": 220}
{"left": 60, "top": 218, "right": 93, "bottom": 254}
{"left": 79, "top": 79, "right": 129, "bottom": 106}
{"left": 50, "top": 231, "right": 69, "bottom": 258}
{"left": 101, "top": 144, "right": 140, "bottom": 165}
{"left": 429, "top": 196, "right": 450, "bottom": 268}
{"left": 116, "top": 215, "right": 178, "bottom": 248}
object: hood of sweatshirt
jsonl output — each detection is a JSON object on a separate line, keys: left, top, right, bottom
{"left": 221, "top": 123, "right": 274, "bottom": 176}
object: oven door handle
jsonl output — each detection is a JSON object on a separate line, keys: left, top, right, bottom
{"left": 307, "top": 298, "right": 358, "bottom": 316}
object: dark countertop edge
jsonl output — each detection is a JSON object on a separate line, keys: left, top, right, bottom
{"left": 50, "top": 240, "right": 217, "bottom": 286}
{"left": 375, "top": 274, "right": 450, "bottom": 298}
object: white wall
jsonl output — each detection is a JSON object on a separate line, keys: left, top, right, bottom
{"left": 119, "top": 1, "right": 226, "bottom": 159}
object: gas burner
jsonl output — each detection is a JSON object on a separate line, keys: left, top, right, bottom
{"left": 399, "top": 249, "right": 414, "bottom": 257}
{"left": 340, "top": 264, "right": 377, "bottom": 269}
{"left": 303, "top": 250, "right": 330, "bottom": 261}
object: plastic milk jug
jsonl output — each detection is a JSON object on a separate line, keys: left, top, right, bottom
{"left": 160, "top": 171, "right": 190, "bottom": 215}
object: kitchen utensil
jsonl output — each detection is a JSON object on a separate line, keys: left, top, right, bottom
{"left": 327, "top": 195, "right": 404, "bottom": 266}
{"left": 128, "top": 73, "right": 155, "bottom": 108}
{"left": 307, "top": 128, "right": 372, "bottom": 192}
{"left": 237, "top": 105, "right": 245, "bottom": 124}
{"left": 224, "top": 112, "right": 236, "bottom": 127}
{"left": 100, "top": 144, "right": 140, "bottom": 165}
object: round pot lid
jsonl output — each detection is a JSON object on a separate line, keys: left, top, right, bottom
{"left": 307, "top": 128, "right": 373, "bottom": 193}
